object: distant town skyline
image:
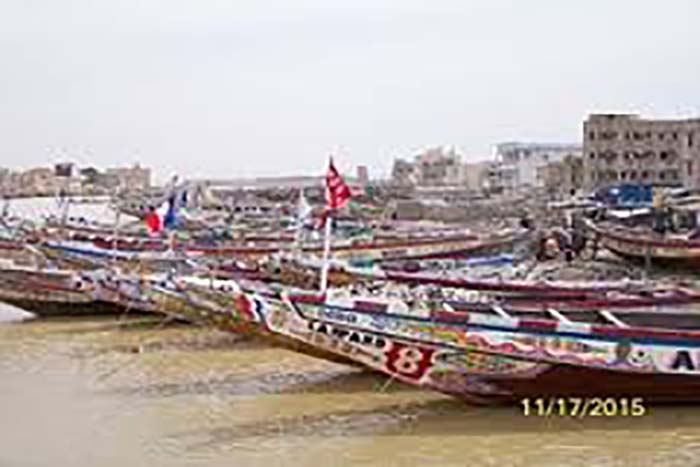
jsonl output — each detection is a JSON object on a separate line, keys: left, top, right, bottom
{"left": 1, "top": 0, "right": 699, "bottom": 183}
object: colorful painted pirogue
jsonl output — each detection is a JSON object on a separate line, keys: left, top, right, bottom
{"left": 586, "top": 218, "right": 700, "bottom": 267}
{"left": 0, "top": 264, "right": 157, "bottom": 316}
{"left": 0, "top": 265, "right": 96, "bottom": 315}
{"left": 39, "top": 227, "right": 526, "bottom": 265}
{"left": 212, "top": 278, "right": 700, "bottom": 404}
{"left": 138, "top": 277, "right": 364, "bottom": 366}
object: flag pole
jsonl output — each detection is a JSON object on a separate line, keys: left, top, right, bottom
{"left": 320, "top": 210, "right": 333, "bottom": 293}
{"left": 320, "top": 156, "right": 349, "bottom": 293}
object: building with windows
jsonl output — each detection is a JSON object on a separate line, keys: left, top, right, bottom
{"left": 536, "top": 154, "right": 584, "bottom": 197}
{"left": 104, "top": 163, "right": 151, "bottom": 193}
{"left": 491, "top": 142, "right": 583, "bottom": 192}
{"left": 462, "top": 161, "right": 490, "bottom": 192}
{"left": 390, "top": 147, "right": 471, "bottom": 187}
{"left": 583, "top": 114, "right": 700, "bottom": 190}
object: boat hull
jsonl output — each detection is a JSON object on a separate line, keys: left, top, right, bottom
{"left": 587, "top": 219, "right": 700, "bottom": 267}
{"left": 0, "top": 297, "right": 151, "bottom": 317}
{"left": 454, "top": 363, "right": 700, "bottom": 404}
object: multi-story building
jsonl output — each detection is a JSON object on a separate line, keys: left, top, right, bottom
{"left": 391, "top": 147, "right": 465, "bottom": 187}
{"left": 105, "top": 163, "right": 151, "bottom": 192}
{"left": 415, "top": 147, "right": 462, "bottom": 186}
{"left": 462, "top": 161, "right": 490, "bottom": 192}
{"left": 536, "top": 154, "right": 584, "bottom": 197}
{"left": 583, "top": 114, "right": 700, "bottom": 191}
{"left": 0, "top": 170, "right": 23, "bottom": 197}
{"left": 492, "top": 142, "right": 583, "bottom": 191}
{"left": 486, "top": 162, "right": 517, "bottom": 193}
{"left": 390, "top": 159, "right": 418, "bottom": 186}
{"left": 20, "top": 167, "right": 59, "bottom": 196}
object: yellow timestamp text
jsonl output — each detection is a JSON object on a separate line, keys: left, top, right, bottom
{"left": 520, "top": 397, "right": 646, "bottom": 418}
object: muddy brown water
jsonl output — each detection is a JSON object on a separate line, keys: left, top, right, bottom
{"left": 2, "top": 306, "right": 700, "bottom": 467}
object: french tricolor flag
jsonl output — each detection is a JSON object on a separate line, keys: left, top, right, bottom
{"left": 145, "top": 193, "right": 182, "bottom": 235}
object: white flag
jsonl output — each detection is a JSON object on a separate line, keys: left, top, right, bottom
{"left": 297, "top": 189, "right": 312, "bottom": 222}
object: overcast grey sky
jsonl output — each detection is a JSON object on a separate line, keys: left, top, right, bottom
{"left": 1, "top": 0, "right": 699, "bottom": 182}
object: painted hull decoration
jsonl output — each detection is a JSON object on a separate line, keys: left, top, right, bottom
{"left": 586, "top": 219, "right": 700, "bottom": 266}
{"left": 222, "top": 284, "right": 700, "bottom": 404}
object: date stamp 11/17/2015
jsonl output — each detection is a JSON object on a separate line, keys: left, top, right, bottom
{"left": 520, "top": 397, "right": 646, "bottom": 418}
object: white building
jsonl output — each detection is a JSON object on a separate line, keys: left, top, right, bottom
{"left": 492, "top": 142, "right": 582, "bottom": 191}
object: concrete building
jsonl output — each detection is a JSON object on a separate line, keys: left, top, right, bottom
{"left": 356, "top": 165, "right": 369, "bottom": 186}
{"left": 583, "top": 114, "right": 700, "bottom": 190}
{"left": 485, "top": 161, "right": 516, "bottom": 193}
{"left": 462, "top": 161, "right": 490, "bottom": 192}
{"left": 536, "top": 154, "right": 584, "bottom": 197}
{"left": 0, "top": 162, "right": 153, "bottom": 197}
{"left": 20, "top": 167, "right": 59, "bottom": 196}
{"left": 0, "top": 170, "right": 23, "bottom": 197}
{"left": 492, "top": 142, "right": 583, "bottom": 191}
{"left": 390, "top": 159, "right": 418, "bottom": 186}
{"left": 105, "top": 163, "right": 151, "bottom": 193}
{"left": 415, "top": 147, "right": 462, "bottom": 186}
{"left": 391, "top": 147, "right": 466, "bottom": 187}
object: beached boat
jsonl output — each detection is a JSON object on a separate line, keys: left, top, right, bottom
{"left": 280, "top": 289, "right": 700, "bottom": 404}
{"left": 40, "top": 226, "right": 526, "bottom": 263}
{"left": 0, "top": 265, "right": 156, "bottom": 317}
{"left": 138, "top": 277, "right": 363, "bottom": 365}
{"left": 0, "top": 265, "right": 108, "bottom": 316}
{"left": 586, "top": 218, "right": 700, "bottom": 267}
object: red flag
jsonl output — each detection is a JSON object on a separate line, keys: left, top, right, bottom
{"left": 325, "top": 158, "right": 351, "bottom": 210}
{"left": 144, "top": 210, "right": 162, "bottom": 235}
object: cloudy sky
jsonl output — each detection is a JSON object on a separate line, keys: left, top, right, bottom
{"left": 1, "top": 0, "right": 699, "bottom": 182}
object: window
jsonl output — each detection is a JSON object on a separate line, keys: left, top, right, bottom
{"left": 659, "top": 172, "right": 666, "bottom": 180}
{"left": 589, "top": 131, "right": 595, "bottom": 140}
{"left": 659, "top": 133, "right": 665, "bottom": 140}
{"left": 642, "top": 171, "right": 649, "bottom": 179}
{"left": 689, "top": 132, "right": 694, "bottom": 147}
{"left": 589, "top": 152, "right": 596, "bottom": 160}
{"left": 660, "top": 151, "right": 668, "bottom": 160}
{"left": 673, "top": 132, "right": 678, "bottom": 140}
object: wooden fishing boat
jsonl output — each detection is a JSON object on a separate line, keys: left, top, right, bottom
{"left": 0, "top": 266, "right": 102, "bottom": 316}
{"left": 586, "top": 218, "right": 700, "bottom": 267}
{"left": 282, "top": 289, "right": 700, "bottom": 404}
{"left": 41, "top": 227, "right": 526, "bottom": 264}
{"left": 0, "top": 265, "right": 155, "bottom": 317}
{"left": 138, "top": 277, "right": 362, "bottom": 365}
{"left": 266, "top": 256, "right": 659, "bottom": 301}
